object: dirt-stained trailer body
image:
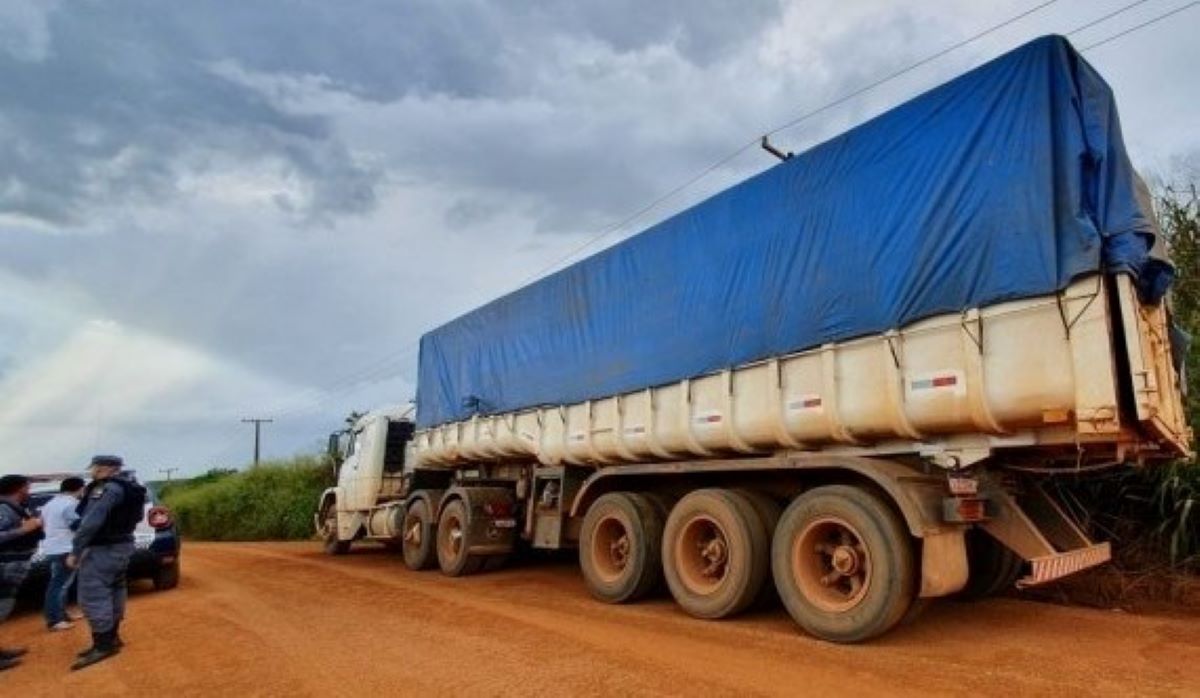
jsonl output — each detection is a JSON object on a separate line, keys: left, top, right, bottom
{"left": 316, "top": 36, "right": 1191, "bottom": 643}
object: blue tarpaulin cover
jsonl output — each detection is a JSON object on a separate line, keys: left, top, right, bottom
{"left": 416, "top": 35, "right": 1172, "bottom": 429}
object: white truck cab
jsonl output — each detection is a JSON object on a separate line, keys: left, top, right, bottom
{"left": 315, "top": 407, "right": 416, "bottom": 554}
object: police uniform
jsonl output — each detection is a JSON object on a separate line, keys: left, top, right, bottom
{"left": 71, "top": 468, "right": 145, "bottom": 670}
{"left": 0, "top": 498, "right": 42, "bottom": 620}
{"left": 0, "top": 482, "right": 43, "bottom": 670}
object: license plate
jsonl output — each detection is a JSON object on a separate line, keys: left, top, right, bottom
{"left": 492, "top": 518, "right": 517, "bottom": 529}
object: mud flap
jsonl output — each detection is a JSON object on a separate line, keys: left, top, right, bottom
{"left": 918, "top": 529, "right": 969, "bottom": 598}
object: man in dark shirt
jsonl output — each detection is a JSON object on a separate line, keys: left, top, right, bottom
{"left": 66, "top": 456, "right": 146, "bottom": 671}
{"left": 0, "top": 474, "right": 44, "bottom": 672}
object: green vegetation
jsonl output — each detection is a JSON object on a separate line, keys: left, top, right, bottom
{"left": 1159, "top": 189, "right": 1199, "bottom": 434}
{"left": 162, "top": 455, "right": 334, "bottom": 541}
{"left": 1150, "top": 189, "right": 1199, "bottom": 567}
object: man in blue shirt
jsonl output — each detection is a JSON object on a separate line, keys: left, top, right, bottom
{"left": 41, "top": 477, "right": 85, "bottom": 631}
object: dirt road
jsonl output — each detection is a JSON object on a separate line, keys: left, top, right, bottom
{"left": 3, "top": 542, "right": 1198, "bottom": 697}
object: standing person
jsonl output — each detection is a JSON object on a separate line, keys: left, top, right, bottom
{"left": 66, "top": 456, "right": 145, "bottom": 671}
{"left": 0, "top": 474, "right": 44, "bottom": 672}
{"left": 41, "top": 477, "right": 85, "bottom": 631}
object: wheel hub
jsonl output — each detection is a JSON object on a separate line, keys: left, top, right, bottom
{"left": 698, "top": 536, "right": 728, "bottom": 577}
{"left": 609, "top": 534, "right": 630, "bottom": 568}
{"left": 830, "top": 545, "right": 859, "bottom": 576}
{"left": 591, "top": 515, "right": 633, "bottom": 583}
{"left": 676, "top": 515, "right": 731, "bottom": 594}
{"left": 794, "top": 517, "right": 873, "bottom": 612}
{"left": 404, "top": 519, "right": 421, "bottom": 545}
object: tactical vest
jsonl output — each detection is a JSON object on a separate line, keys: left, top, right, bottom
{"left": 78, "top": 478, "right": 147, "bottom": 547}
{"left": 0, "top": 500, "right": 44, "bottom": 561}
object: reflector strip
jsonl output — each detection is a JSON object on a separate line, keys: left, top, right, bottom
{"left": 911, "top": 375, "right": 959, "bottom": 390}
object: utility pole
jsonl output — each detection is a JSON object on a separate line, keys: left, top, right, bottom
{"left": 159, "top": 467, "right": 180, "bottom": 482}
{"left": 241, "top": 418, "right": 274, "bottom": 467}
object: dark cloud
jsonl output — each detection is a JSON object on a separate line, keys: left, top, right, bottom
{"left": 0, "top": 3, "right": 377, "bottom": 224}
{"left": 1, "top": 0, "right": 1197, "bottom": 471}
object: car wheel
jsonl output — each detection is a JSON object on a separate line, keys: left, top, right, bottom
{"left": 153, "top": 560, "right": 180, "bottom": 591}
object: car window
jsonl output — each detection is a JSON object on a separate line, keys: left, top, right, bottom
{"left": 28, "top": 493, "right": 54, "bottom": 515}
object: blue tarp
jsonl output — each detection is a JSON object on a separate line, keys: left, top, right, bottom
{"left": 416, "top": 35, "right": 1172, "bottom": 429}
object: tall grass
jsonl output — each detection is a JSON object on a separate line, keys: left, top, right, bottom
{"left": 162, "top": 455, "right": 334, "bottom": 541}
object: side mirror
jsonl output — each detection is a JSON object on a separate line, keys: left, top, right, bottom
{"left": 327, "top": 432, "right": 343, "bottom": 467}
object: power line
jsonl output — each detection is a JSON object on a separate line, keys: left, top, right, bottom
{"left": 766, "top": 0, "right": 1061, "bottom": 138}
{"left": 1064, "top": 0, "right": 1155, "bottom": 37}
{"left": 200, "top": 0, "right": 1188, "bottom": 458}
{"left": 239, "top": 0, "right": 1067, "bottom": 422}
{"left": 1077, "top": 1, "right": 1199, "bottom": 51}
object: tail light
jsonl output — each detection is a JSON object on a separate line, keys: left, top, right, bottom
{"left": 483, "top": 500, "right": 513, "bottom": 518}
{"left": 148, "top": 506, "right": 173, "bottom": 529}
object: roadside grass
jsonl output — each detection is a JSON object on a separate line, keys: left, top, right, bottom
{"left": 162, "top": 455, "right": 334, "bottom": 541}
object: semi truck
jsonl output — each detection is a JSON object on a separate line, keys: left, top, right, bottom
{"left": 314, "top": 36, "right": 1192, "bottom": 643}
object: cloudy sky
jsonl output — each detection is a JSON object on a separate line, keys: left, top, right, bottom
{"left": 1, "top": 0, "right": 1197, "bottom": 475}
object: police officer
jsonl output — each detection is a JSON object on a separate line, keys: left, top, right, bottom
{"left": 66, "top": 456, "right": 146, "bottom": 671}
{"left": 0, "top": 474, "right": 44, "bottom": 672}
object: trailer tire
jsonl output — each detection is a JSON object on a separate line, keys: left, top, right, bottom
{"left": 956, "top": 529, "right": 1024, "bottom": 600}
{"left": 321, "top": 505, "right": 350, "bottom": 556}
{"left": 436, "top": 499, "right": 485, "bottom": 577}
{"left": 579, "top": 492, "right": 664, "bottom": 604}
{"left": 662, "top": 489, "right": 769, "bottom": 619}
{"left": 733, "top": 489, "right": 782, "bottom": 539}
{"left": 401, "top": 498, "right": 437, "bottom": 571}
{"left": 772, "top": 485, "right": 915, "bottom": 643}
{"left": 733, "top": 489, "right": 782, "bottom": 607}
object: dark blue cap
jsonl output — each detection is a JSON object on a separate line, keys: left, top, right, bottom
{"left": 89, "top": 455, "right": 124, "bottom": 469}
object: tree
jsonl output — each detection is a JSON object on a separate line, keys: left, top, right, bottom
{"left": 1157, "top": 186, "right": 1199, "bottom": 438}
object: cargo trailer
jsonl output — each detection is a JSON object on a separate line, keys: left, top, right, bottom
{"left": 315, "top": 36, "right": 1191, "bottom": 642}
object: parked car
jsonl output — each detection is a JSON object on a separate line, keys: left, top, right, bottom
{"left": 23, "top": 472, "right": 181, "bottom": 592}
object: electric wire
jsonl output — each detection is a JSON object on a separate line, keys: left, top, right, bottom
{"left": 196, "top": 0, "right": 1189, "bottom": 465}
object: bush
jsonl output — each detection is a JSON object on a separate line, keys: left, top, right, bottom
{"left": 1058, "top": 464, "right": 1199, "bottom": 572}
{"left": 162, "top": 455, "right": 334, "bottom": 541}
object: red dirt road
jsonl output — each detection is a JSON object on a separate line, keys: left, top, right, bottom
{"left": 3, "top": 542, "right": 1198, "bottom": 696}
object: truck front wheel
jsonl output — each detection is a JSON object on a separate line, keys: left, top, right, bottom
{"left": 579, "top": 492, "right": 664, "bottom": 603}
{"left": 321, "top": 505, "right": 351, "bottom": 556}
{"left": 771, "top": 485, "right": 915, "bottom": 643}
{"left": 401, "top": 498, "right": 437, "bottom": 571}
{"left": 661, "top": 489, "right": 769, "bottom": 619}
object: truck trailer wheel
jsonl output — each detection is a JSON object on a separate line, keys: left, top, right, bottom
{"left": 436, "top": 499, "right": 485, "bottom": 577}
{"left": 661, "top": 489, "right": 769, "bottom": 619}
{"left": 401, "top": 498, "right": 437, "bottom": 571}
{"left": 733, "top": 489, "right": 782, "bottom": 607}
{"left": 771, "top": 485, "right": 915, "bottom": 643}
{"left": 579, "top": 492, "right": 664, "bottom": 604}
{"left": 955, "top": 528, "right": 1024, "bottom": 600}
{"left": 321, "top": 505, "right": 351, "bottom": 556}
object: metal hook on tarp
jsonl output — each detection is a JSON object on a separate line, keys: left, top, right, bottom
{"left": 761, "top": 135, "right": 793, "bottom": 162}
